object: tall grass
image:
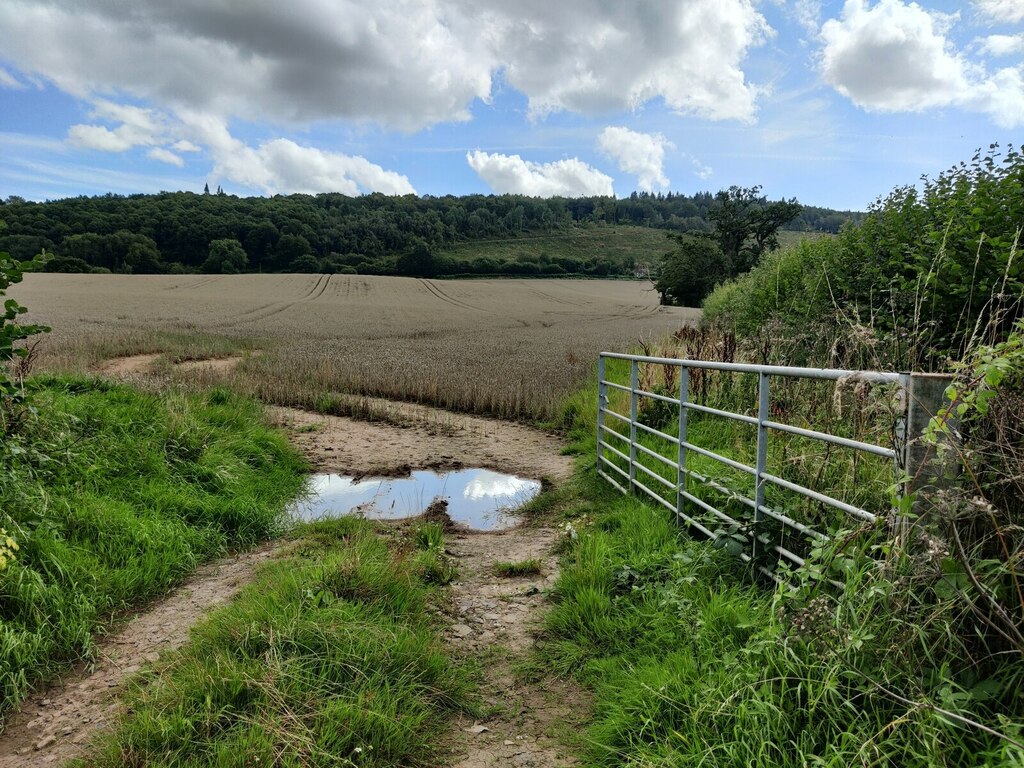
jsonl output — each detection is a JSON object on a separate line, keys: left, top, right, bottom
{"left": 73, "top": 517, "right": 469, "bottom": 767}
{"left": 543, "top": 468, "right": 1024, "bottom": 766}
{"left": 0, "top": 376, "right": 306, "bottom": 715}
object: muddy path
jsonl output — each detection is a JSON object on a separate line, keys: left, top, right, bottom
{"left": 443, "top": 528, "right": 587, "bottom": 767}
{"left": 0, "top": 365, "right": 582, "bottom": 766}
{"left": 0, "top": 544, "right": 280, "bottom": 767}
{"left": 269, "top": 404, "right": 572, "bottom": 483}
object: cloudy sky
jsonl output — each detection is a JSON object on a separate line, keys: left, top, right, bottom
{"left": 0, "top": 0, "right": 1021, "bottom": 209}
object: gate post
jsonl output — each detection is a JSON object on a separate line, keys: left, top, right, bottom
{"left": 904, "top": 372, "right": 959, "bottom": 526}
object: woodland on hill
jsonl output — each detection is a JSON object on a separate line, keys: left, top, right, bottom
{"left": 0, "top": 189, "right": 857, "bottom": 277}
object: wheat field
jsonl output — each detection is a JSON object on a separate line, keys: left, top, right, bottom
{"left": 16, "top": 274, "right": 697, "bottom": 419}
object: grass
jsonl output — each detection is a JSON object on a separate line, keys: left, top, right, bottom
{"left": 493, "top": 559, "right": 543, "bottom": 577}
{"left": 438, "top": 225, "right": 675, "bottom": 270}
{"left": 72, "top": 516, "right": 470, "bottom": 767}
{"left": 0, "top": 376, "right": 307, "bottom": 716}
{"left": 540, "top": 363, "right": 1024, "bottom": 767}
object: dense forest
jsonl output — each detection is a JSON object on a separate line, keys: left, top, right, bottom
{"left": 0, "top": 190, "right": 859, "bottom": 277}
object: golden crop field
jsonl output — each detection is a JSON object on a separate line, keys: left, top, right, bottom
{"left": 16, "top": 274, "right": 698, "bottom": 419}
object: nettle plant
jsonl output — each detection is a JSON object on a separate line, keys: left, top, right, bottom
{"left": 0, "top": 232, "right": 49, "bottom": 432}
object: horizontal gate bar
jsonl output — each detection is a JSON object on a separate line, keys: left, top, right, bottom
{"left": 634, "top": 459, "right": 676, "bottom": 490}
{"left": 762, "top": 420, "right": 896, "bottom": 459}
{"left": 599, "top": 455, "right": 630, "bottom": 482}
{"left": 600, "top": 408, "right": 630, "bottom": 425}
{"left": 598, "top": 469, "right": 628, "bottom": 495}
{"left": 634, "top": 441, "right": 679, "bottom": 469}
{"left": 681, "top": 440, "right": 757, "bottom": 476}
{"left": 598, "top": 440, "right": 630, "bottom": 464}
{"left": 600, "top": 352, "right": 903, "bottom": 383}
{"left": 685, "top": 401, "right": 759, "bottom": 425}
{"left": 634, "top": 420, "right": 680, "bottom": 445}
{"left": 760, "top": 471, "right": 877, "bottom": 522}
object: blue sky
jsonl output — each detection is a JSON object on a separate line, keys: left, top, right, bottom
{"left": 0, "top": 0, "right": 1021, "bottom": 211}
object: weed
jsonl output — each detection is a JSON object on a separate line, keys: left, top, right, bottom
{"left": 493, "top": 559, "right": 543, "bottom": 577}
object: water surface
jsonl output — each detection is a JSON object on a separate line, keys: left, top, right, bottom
{"left": 290, "top": 468, "right": 541, "bottom": 530}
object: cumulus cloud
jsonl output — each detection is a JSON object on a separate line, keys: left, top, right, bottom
{"left": 973, "top": 0, "right": 1024, "bottom": 24}
{"left": 978, "top": 33, "right": 1024, "bottom": 56}
{"left": 0, "top": 0, "right": 771, "bottom": 130}
{"left": 147, "top": 147, "right": 184, "bottom": 167}
{"left": 172, "top": 140, "right": 201, "bottom": 153}
{"left": 597, "top": 127, "right": 671, "bottom": 192}
{"left": 67, "top": 124, "right": 135, "bottom": 152}
{"left": 466, "top": 151, "right": 612, "bottom": 197}
{"left": 821, "top": 0, "right": 1024, "bottom": 127}
{"left": 472, "top": 0, "right": 771, "bottom": 122}
{"left": 183, "top": 113, "right": 415, "bottom": 195}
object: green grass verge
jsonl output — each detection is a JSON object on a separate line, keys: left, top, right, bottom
{"left": 541, "top": 387, "right": 1024, "bottom": 767}
{"left": 71, "top": 517, "right": 468, "bottom": 767}
{"left": 0, "top": 376, "right": 307, "bottom": 715}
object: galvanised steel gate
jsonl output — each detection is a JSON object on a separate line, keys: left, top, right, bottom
{"left": 596, "top": 352, "right": 950, "bottom": 580}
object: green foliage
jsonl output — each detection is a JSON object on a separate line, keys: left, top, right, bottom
{"left": 202, "top": 237, "right": 249, "bottom": 274}
{"left": 0, "top": 378, "right": 306, "bottom": 713}
{"left": 75, "top": 518, "right": 468, "bottom": 767}
{"left": 492, "top": 559, "right": 543, "bottom": 577}
{"left": 655, "top": 233, "right": 730, "bottom": 307}
{"left": 0, "top": 231, "right": 49, "bottom": 430}
{"left": 0, "top": 190, "right": 855, "bottom": 276}
{"left": 704, "top": 144, "right": 1024, "bottom": 370}
{"left": 707, "top": 185, "right": 802, "bottom": 274}
{"left": 544, "top": 481, "right": 1024, "bottom": 766}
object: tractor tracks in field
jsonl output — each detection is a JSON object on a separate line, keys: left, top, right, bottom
{"left": 419, "top": 278, "right": 488, "bottom": 313}
{"left": 215, "top": 274, "right": 333, "bottom": 328}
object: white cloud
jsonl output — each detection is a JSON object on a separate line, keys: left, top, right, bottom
{"left": 978, "top": 33, "right": 1024, "bottom": 56}
{"left": 973, "top": 0, "right": 1024, "bottom": 24}
{"left": 596, "top": 127, "right": 671, "bottom": 192}
{"left": 148, "top": 147, "right": 184, "bottom": 167}
{"left": 0, "top": 66, "right": 24, "bottom": 89}
{"left": 691, "top": 158, "right": 714, "bottom": 181}
{"left": 183, "top": 113, "right": 415, "bottom": 195}
{"left": 67, "top": 124, "right": 135, "bottom": 152}
{"left": 821, "top": 0, "right": 1024, "bottom": 127}
{"left": 473, "top": 0, "right": 771, "bottom": 122}
{"left": 466, "top": 151, "right": 612, "bottom": 197}
{"left": 172, "top": 140, "right": 201, "bottom": 153}
{"left": 0, "top": 0, "right": 771, "bottom": 130}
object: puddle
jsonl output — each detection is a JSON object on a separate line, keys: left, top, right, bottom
{"left": 289, "top": 468, "right": 541, "bottom": 531}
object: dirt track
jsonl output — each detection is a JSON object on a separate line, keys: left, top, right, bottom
{"left": 0, "top": 365, "right": 582, "bottom": 766}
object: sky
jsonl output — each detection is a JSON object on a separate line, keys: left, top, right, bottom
{"left": 0, "top": 0, "right": 1021, "bottom": 211}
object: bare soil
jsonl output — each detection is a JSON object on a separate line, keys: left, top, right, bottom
{"left": 442, "top": 529, "right": 587, "bottom": 768}
{"left": 270, "top": 404, "right": 573, "bottom": 482}
{"left": 0, "top": 544, "right": 280, "bottom": 767}
{"left": 0, "top": 368, "right": 584, "bottom": 765}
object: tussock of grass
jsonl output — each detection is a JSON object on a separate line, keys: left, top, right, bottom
{"left": 493, "top": 559, "right": 542, "bottom": 577}
{"left": 74, "top": 517, "right": 468, "bottom": 768}
{"left": 0, "top": 376, "right": 306, "bottom": 714}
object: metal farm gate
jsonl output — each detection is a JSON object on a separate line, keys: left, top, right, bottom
{"left": 596, "top": 352, "right": 952, "bottom": 581}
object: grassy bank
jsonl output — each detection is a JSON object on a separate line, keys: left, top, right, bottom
{"left": 0, "top": 376, "right": 306, "bottom": 715}
{"left": 542, "top": 380, "right": 1024, "bottom": 766}
{"left": 72, "top": 517, "right": 467, "bottom": 767}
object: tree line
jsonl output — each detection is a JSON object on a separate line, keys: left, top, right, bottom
{"left": 0, "top": 189, "right": 859, "bottom": 276}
